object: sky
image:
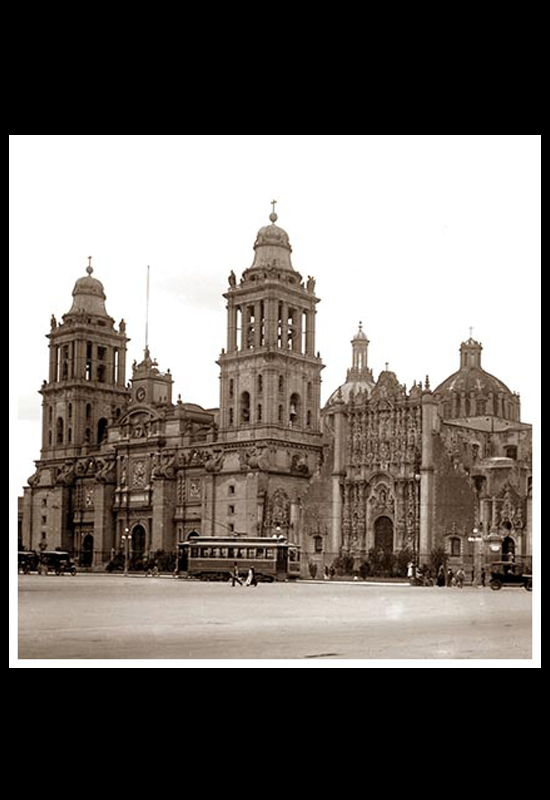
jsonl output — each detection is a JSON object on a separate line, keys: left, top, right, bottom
{"left": 10, "top": 135, "right": 541, "bottom": 503}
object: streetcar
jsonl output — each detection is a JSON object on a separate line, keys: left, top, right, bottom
{"left": 176, "top": 536, "right": 301, "bottom": 582}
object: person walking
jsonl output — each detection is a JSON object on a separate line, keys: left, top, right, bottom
{"left": 446, "top": 568, "right": 454, "bottom": 587}
{"left": 480, "top": 567, "right": 486, "bottom": 587}
{"left": 231, "top": 562, "right": 242, "bottom": 587}
{"left": 456, "top": 567, "right": 465, "bottom": 588}
{"left": 436, "top": 564, "right": 445, "bottom": 587}
{"left": 245, "top": 566, "right": 258, "bottom": 587}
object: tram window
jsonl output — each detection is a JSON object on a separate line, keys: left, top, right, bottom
{"left": 201, "top": 547, "right": 211, "bottom": 558}
{"left": 237, "top": 548, "right": 245, "bottom": 558}
{"left": 289, "top": 549, "right": 296, "bottom": 561}
{"left": 266, "top": 548, "right": 274, "bottom": 559}
{"left": 191, "top": 547, "right": 199, "bottom": 558}
{"left": 228, "top": 548, "right": 234, "bottom": 558}
{"left": 247, "top": 548, "right": 256, "bottom": 558}
{"left": 256, "top": 548, "right": 265, "bottom": 559}
{"left": 212, "top": 547, "right": 220, "bottom": 558}
{"left": 221, "top": 548, "right": 228, "bottom": 558}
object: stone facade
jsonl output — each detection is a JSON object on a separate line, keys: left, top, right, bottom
{"left": 303, "top": 332, "right": 532, "bottom": 579}
{"left": 21, "top": 213, "right": 532, "bottom": 578}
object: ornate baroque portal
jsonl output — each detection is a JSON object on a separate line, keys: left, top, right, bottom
{"left": 341, "top": 372, "right": 422, "bottom": 559}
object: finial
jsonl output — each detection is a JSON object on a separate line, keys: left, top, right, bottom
{"left": 269, "top": 198, "right": 278, "bottom": 223}
{"left": 87, "top": 256, "right": 93, "bottom": 275}
{"left": 469, "top": 326, "right": 473, "bottom": 340}
{"left": 385, "top": 362, "right": 389, "bottom": 372}
{"left": 359, "top": 321, "right": 363, "bottom": 331}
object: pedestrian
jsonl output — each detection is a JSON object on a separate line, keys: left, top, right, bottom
{"left": 436, "top": 565, "right": 445, "bottom": 587}
{"left": 245, "top": 566, "right": 258, "bottom": 587}
{"left": 230, "top": 562, "right": 242, "bottom": 587}
{"left": 480, "top": 567, "right": 486, "bottom": 587}
{"left": 456, "top": 567, "right": 465, "bottom": 588}
{"left": 470, "top": 567, "right": 475, "bottom": 585}
{"left": 446, "top": 568, "right": 454, "bottom": 587}
{"left": 323, "top": 565, "right": 330, "bottom": 580}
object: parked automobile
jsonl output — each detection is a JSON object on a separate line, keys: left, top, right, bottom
{"left": 38, "top": 551, "right": 77, "bottom": 576}
{"left": 18, "top": 550, "right": 40, "bottom": 574}
{"left": 489, "top": 561, "right": 532, "bottom": 591}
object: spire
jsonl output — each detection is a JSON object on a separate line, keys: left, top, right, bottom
{"left": 269, "top": 198, "right": 278, "bottom": 223}
{"left": 347, "top": 322, "right": 371, "bottom": 381}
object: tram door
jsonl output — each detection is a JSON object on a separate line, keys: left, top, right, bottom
{"left": 276, "top": 546, "right": 288, "bottom": 580}
{"left": 179, "top": 544, "right": 189, "bottom": 573}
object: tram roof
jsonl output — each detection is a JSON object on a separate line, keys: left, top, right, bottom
{"left": 179, "top": 536, "right": 298, "bottom": 546}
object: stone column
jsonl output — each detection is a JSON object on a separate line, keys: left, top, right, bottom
{"left": 331, "top": 396, "right": 346, "bottom": 558}
{"left": 420, "top": 392, "right": 436, "bottom": 558}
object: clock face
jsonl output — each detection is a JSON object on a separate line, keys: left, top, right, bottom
{"left": 136, "top": 387, "right": 146, "bottom": 402}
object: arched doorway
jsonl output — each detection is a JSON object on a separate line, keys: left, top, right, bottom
{"left": 81, "top": 533, "right": 94, "bottom": 567}
{"left": 132, "top": 525, "right": 146, "bottom": 558}
{"left": 502, "top": 536, "right": 515, "bottom": 561}
{"left": 374, "top": 516, "right": 394, "bottom": 554}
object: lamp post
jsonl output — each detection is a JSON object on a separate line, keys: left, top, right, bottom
{"left": 122, "top": 527, "right": 132, "bottom": 576}
{"left": 468, "top": 523, "right": 484, "bottom": 585}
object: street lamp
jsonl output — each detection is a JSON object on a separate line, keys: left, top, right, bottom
{"left": 122, "top": 527, "right": 132, "bottom": 576}
{"left": 468, "top": 523, "right": 484, "bottom": 585}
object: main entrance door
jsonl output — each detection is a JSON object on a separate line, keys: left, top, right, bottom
{"left": 374, "top": 516, "right": 394, "bottom": 553}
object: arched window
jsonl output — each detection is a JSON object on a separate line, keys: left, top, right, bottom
{"left": 257, "top": 403, "right": 262, "bottom": 423}
{"left": 313, "top": 535, "right": 323, "bottom": 553}
{"left": 97, "top": 418, "right": 108, "bottom": 443}
{"left": 56, "top": 417, "right": 64, "bottom": 444}
{"left": 289, "top": 393, "right": 301, "bottom": 427}
{"left": 449, "top": 537, "right": 461, "bottom": 557}
{"left": 278, "top": 375, "right": 284, "bottom": 394}
{"left": 505, "top": 445, "right": 517, "bottom": 460}
{"left": 229, "top": 407, "right": 234, "bottom": 426}
{"left": 240, "top": 391, "right": 250, "bottom": 424}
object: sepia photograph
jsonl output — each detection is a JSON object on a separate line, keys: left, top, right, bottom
{"left": 9, "top": 135, "right": 540, "bottom": 667}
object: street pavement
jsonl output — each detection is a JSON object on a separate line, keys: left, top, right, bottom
{"left": 17, "top": 575, "right": 532, "bottom": 661}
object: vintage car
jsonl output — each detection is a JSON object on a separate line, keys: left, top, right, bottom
{"left": 38, "top": 551, "right": 77, "bottom": 576}
{"left": 18, "top": 550, "right": 40, "bottom": 573}
{"left": 489, "top": 561, "right": 532, "bottom": 591}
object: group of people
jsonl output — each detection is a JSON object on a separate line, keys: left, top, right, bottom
{"left": 435, "top": 565, "right": 486, "bottom": 587}
{"left": 230, "top": 563, "right": 258, "bottom": 587}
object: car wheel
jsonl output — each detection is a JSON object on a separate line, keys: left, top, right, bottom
{"left": 524, "top": 579, "right": 532, "bottom": 591}
{"left": 490, "top": 579, "right": 502, "bottom": 590}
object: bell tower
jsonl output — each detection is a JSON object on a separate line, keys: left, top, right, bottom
{"left": 218, "top": 205, "right": 324, "bottom": 440}
{"left": 40, "top": 258, "right": 130, "bottom": 458}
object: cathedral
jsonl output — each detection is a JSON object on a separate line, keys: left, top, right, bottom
{"left": 20, "top": 209, "right": 533, "bottom": 579}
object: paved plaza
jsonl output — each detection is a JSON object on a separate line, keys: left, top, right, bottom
{"left": 17, "top": 575, "right": 532, "bottom": 661}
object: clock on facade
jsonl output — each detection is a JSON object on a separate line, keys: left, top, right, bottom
{"left": 136, "top": 387, "right": 146, "bottom": 402}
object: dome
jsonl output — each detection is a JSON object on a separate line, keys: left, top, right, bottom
{"left": 250, "top": 208, "right": 294, "bottom": 271}
{"left": 352, "top": 322, "right": 368, "bottom": 341}
{"left": 434, "top": 338, "right": 520, "bottom": 421}
{"left": 434, "top": 367, "right": 512, "bottom": 397}
{"left": 67, "top": 263, "right": 109, "bottom": 317}
{"left": 325, "top": 375, "right": 376, "bottom": 407}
